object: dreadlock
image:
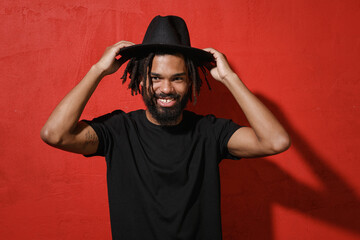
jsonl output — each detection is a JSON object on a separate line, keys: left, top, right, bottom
{"left": 120, "top": 51, "right": 211, "bottom": 104}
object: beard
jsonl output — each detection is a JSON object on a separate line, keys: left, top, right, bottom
{"left": 142, "top": 89, "right": 190, "bottom": 126}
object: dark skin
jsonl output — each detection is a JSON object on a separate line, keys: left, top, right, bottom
{"left": 144, "top": 54, "right": 191, "bottom": 125}
{"left": 41, "top": 41, "right": 290, "bottom": 157}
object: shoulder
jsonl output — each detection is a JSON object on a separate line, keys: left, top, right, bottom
{"left": 183, "top": 110, "right": 240, "bottom": 135}
{"left": 184, "top": 110, "right": 235, "bottom": 125}
{"left": 88, "top": 109, "right": 143, "bottom": 122}
{"left": 83, "top": 110, "right": 145, "bottom": 134}
{"left": 88, "top": 109, "right": 125, "bottom": 122}
{"left": 183, "top": 110, "right": 217, "bottom": 123}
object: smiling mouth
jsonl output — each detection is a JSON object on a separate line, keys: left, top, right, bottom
{"left": 158, "top": 98, "right": 174, "bottom": 103}
{"left": 157, "top": 97, "right": 176, "bottom": 107}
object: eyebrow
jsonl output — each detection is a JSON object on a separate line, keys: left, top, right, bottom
{"left": 150, "top": 72, "right": 186, "bottom": 77}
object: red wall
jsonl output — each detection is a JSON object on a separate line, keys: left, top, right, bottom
{"left": 1, "top": 0, "right": 359, "bottom": 239}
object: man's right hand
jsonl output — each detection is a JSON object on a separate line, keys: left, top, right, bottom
{"left": 94, "top": 40, "right": 135, "bottom": 76}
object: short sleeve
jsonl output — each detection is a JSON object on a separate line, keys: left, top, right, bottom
{"left": 205, "top": 115, "right": 242, "bottom": 161}
{"left": 82, "top": 110, "right": 124, "bottom": 157}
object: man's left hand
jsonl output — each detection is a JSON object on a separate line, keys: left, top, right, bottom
{"left": 203, "top": 48, "right": 236, "bottom": 83}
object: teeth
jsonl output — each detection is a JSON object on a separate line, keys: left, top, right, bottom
{"left": 159, "top": 98, "right": 173, "bottom": 103}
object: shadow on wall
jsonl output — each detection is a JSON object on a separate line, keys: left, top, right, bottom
{"left": 219, "top": 94, "right": 360, "bottom": 240}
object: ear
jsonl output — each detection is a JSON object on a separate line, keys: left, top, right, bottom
{"left": 139, "top": 75, "right": 144, "bottom": 87}
{"left": 139, "top": 79, "right": 144, "bottom": 95}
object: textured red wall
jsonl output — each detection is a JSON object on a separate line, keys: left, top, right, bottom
{"left": 1, "top": 0, "right": 359, "bottom": 239}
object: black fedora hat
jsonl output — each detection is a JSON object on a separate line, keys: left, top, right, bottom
{"left": 119, "top": 15, "right": 214, "bottom": 63}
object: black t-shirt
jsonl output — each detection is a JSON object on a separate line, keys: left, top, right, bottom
{"left": 84, "top": 110, "right": 241, "bottom": 240}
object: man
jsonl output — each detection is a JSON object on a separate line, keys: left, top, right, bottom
{"left": 41, "top": 16, "right": 290, "bottom": 239}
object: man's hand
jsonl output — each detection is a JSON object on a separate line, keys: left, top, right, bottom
{"left": 94, "top": 40, "right": 135, "bottom": 76}
{"left": 203, "top": 48, "right": 236, "bottom": 83}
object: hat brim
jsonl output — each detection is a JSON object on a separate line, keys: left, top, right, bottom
{"left": 119, "top": 44, "right": 214, "bottom": 63}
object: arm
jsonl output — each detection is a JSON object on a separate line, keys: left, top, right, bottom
{"left": 203, "top": 48, "right": 290, "bottom": 158}
{"left": 40, "top": 41, "right": 134, "bottom": 155}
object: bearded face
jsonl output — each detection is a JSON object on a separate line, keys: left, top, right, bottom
{"left": 142, "top": 54, "right": 191, "bottom": 126}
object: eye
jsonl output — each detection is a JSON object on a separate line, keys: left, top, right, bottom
{"left": 173, "top": 77, "right": 185, "bottom": 82}
{"left": 151, "top": 76, "right": 160, "bottom": 82}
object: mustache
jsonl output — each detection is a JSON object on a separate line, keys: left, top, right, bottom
{"left": 153, "top": 93, "right": 180, "bottom": 100}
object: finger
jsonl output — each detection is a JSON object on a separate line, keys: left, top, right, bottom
{"left": 113, "top": 58, "right": 123, "bottom": 70}
{"left": 203, "top": 48, "right": 218, "bottom": 54}
{"left": 114, "top": 41, "right": 135, "bottom": 55}
{"left": 204, "top": 61, "right": 216, "bottom": 71}
{"left": 114, "top": 40, "right": 135, "bottom": 45}
{"left": 117, "top": 56, "right": 130, "bottom": 66}
{"left": 114, "top": 40, "right": 135, "bottom": 48}
{"left": 203, "top": 48, "right": 225, "bottom": 61}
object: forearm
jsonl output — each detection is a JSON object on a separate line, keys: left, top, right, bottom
{"left": 223, "top": 74, "right": 290, "bottom": 150}
{"left": 41, "top": 65, "right": 104, "bottom": 144}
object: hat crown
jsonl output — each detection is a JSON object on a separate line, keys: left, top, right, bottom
{"left": 142, "top": 15, "right": 191, "bottom": 47}
{"left": 119, "top": 15, "right": 214, "bottom": 63}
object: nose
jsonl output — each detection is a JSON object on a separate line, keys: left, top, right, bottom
{"left": 160, "top": 80, "right": 173, "bottom": 94}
